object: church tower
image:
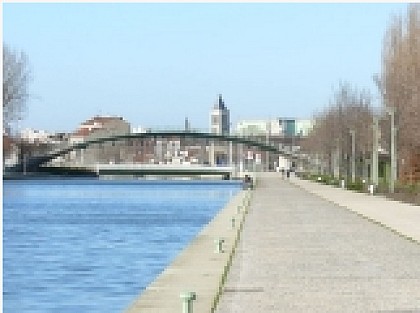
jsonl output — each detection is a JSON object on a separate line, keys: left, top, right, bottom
{"left": 210, "top": 94, "right": 230, "bottom": 135}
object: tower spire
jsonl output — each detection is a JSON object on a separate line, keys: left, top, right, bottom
{"left": 217, "top": 94, "right": 225, "bottom": 109}
{"left": 210, "top": 94, "right": 230, "bottom": 135}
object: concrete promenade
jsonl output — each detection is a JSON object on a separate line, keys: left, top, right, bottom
{"left": 291, "top": 176, "right": 420, "bottom": 243}
{"left": 215, "top": 173, "right": 420, "bottom": 312}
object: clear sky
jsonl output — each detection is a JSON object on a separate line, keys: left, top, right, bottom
{"left": 3, "top": 2, "right": 408, "bottom": 133}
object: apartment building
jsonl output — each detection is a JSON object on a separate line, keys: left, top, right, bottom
{"left": 65, "top": 116, "right": 131, "bottom": 166}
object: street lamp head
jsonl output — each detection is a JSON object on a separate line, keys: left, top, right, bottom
{"left": 386, "top": 106, "right": 396, "bottom": 115}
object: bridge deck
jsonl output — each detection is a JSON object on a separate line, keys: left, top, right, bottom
{"left": 94, "top": 164, "right": 236, "bottom": 176}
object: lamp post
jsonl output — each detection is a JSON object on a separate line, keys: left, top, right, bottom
{"left": 265, "top": 121, "right": 271, "bottom": 171}
{"left": 387, "top": 107, "right": 397, "bottom": 193}
{"left": 350, "top": 130, "right": 356, "bottom": 183}
{"left": 372, "top": 116, "right": 379, "bottom": 187}
{"left": 334, "top": 138, "right": 340, "bottom": 179}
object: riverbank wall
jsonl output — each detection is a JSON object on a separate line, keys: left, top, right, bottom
{"left": 124, "top": 188, "right": 253, "bottom": 313}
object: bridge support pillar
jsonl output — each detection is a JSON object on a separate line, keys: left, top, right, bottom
{"left": 209, "top": 141, "right": 215, "bottom": 166}
{"left": 229, "top": 141, "right": 233, "bottom": 167}
{"left": 238, "top": 143, "right": 243, "bottom": 174}
{"left": 265, "top": 150, "right": 269, "bottom": 172}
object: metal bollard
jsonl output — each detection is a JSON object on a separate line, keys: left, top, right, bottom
{"left": 214, "top": 238, "right": 225, "bottom": 253}
{"left": 368, "top": 184, "right": 374, "bottom": 195}
{"left": 180, "top": 291, "right": 196, "bottom": 313}
{"left": 340, "top": 179, "right": 345, "bottom": 189}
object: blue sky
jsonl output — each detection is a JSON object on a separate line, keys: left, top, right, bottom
{"left": 3, "top": 3, "right": 408, "bottom": 133}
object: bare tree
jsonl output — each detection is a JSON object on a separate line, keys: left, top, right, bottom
{"left": 381, "top": 4, "right": 420, "bottom": 183}
{"left": 3, "top": 44, "right": 31, "bottom": 135}
{"left": 303, "top": 83, "right": 373, "bottom": 180}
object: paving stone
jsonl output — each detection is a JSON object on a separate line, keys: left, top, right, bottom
{"left": 215, "top": 174, "right": 420, "bottom": 313}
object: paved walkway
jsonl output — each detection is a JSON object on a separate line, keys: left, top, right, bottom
{"left": 215, "top": 174, "right": 420, "bottom": 313}
{"left": 291, "top": 176, "right": 420, "bottom": 243}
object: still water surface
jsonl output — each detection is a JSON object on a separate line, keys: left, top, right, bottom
{"left": 3, "top": 179, "right": 241, "bottom": 313}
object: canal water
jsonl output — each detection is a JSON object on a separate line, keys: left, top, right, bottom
{"left": 3, "top": 179, "right": 241, "bottom": 313}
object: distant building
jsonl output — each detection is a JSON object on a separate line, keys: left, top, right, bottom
{"left": 65, "top": 116, "right": 131, "bottom": 165}
{"left": 3, "top": 129, "right": 70, "bottom": 169}
{"left": 19, "top": 128, "right": 70, "bottom": 146}
{"left": 3, "top": 134, "right": 19, "bottom": 167}
{"left": 295, "top": 119, "right": 313, "bottom": 137}
{"left": 208, "top": 95, "right": 230, "bottom": 166}
{"left": 20, "top": 128, "right": 51, "bottom": 144}
{"left": 235, "top": 120, "right": 277, "bottom": 137}
{"left": 279, "top": 118, "right": 313, "bottom": 137}
{"left": 235, "top": 118, "right": 313, "bottom": 137}
{"left": 70, "top": 115, "right": 130, "bottom": 144}
{"left": 210, "top": 94, "right": 230, "bottom": 135}
{"left": 132, "top": 126, "right": 150, "bottom": 134}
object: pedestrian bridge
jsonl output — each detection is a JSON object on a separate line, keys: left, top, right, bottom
{"left": 7, "top": 130, "right": 291, "bottom": 174}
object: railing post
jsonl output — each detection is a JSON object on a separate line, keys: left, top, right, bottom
{"left": 180, "top": 292, "right": 196, "bottom": 313}
{"left": 214, "top": 238, "right": 225, "bottom": 253}
{"left": 369, "top": 184, "right": 375, "bottom": 195}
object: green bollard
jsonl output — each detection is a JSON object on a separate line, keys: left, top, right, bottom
{"left": 180, "top": 292, "right": 196, "bottom": 313}
{"left": 214, "top": 238, "right": 225, "bottom": 253}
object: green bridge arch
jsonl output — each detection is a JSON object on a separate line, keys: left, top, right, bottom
{"left": 13, "top": 131, "right": 288, "bottom": 172}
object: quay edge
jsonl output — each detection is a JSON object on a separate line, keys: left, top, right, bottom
{"left": 123, "top": 187, "right": 254, "bottom": 313}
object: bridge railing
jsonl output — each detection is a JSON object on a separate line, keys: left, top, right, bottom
{"left": 137, "top": 128, "right": 275, "bottom": 143}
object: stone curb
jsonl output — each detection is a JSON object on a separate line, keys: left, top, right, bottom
{"left": 124, "top": 188, "right": 253, "bottom": 313}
